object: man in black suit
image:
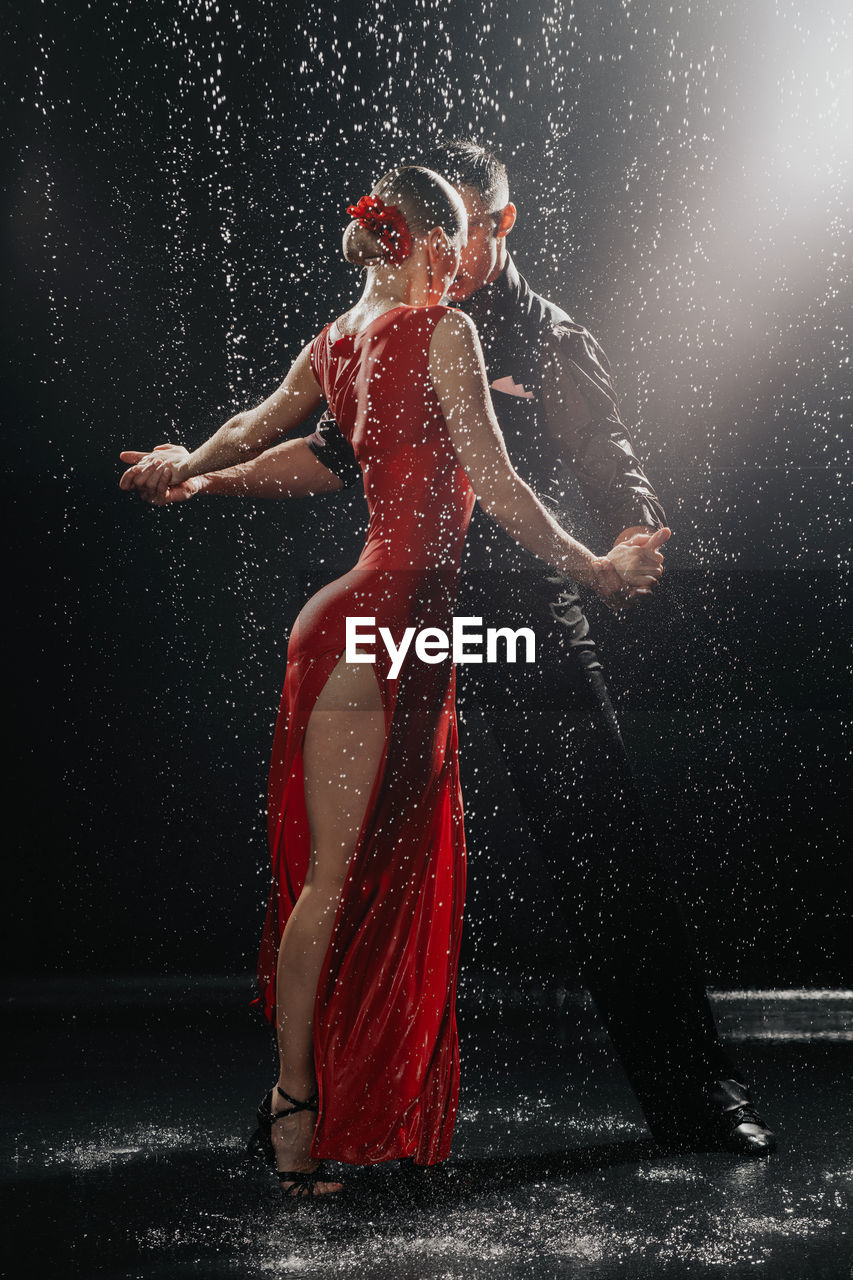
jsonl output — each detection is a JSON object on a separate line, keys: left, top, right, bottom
{"left": 121, "top": 140, "right": 775, "bottom": 1155}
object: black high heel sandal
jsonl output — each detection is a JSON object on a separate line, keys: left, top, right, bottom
{"left": 247, "top": 1085, "right": 342, "bottom": 1199}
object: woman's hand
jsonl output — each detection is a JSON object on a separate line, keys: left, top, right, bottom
{"left": 119, "top": 444, "right": 204, "bottom": 505}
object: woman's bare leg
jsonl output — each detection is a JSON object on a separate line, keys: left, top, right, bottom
{"left": 270, "top": 654, "right": 384, "bottom": 1194}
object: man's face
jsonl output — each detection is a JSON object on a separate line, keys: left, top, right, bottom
{"left": 446, "top": 185, "right": 508, "bottom": 301}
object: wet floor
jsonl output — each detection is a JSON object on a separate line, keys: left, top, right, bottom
{"left": 4, "top": 980, "right": 852, "bottom": 1278}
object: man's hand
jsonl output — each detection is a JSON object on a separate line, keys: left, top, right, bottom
{"left": 614, "top": 524, "right": 660, "bottom": 547}
{"left": 119, "top": 444, "right": 203, "bottom": 505}
{"left": 611, "top": 525, "right": 671, "bottom": 602}
{"left": 591, "top": 526, "right": 671, "bottom": 611}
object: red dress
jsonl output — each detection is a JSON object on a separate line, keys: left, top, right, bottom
{"left": 256, "top": 304, "right": 476, "bottom": 1166}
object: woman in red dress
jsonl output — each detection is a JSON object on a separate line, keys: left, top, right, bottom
{"left": 119, "top": 166, "right": 666, "bottom": 1197}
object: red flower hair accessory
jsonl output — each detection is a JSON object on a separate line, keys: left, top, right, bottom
{"left": 346, "top": 194, "right": 412, "bottom": 266}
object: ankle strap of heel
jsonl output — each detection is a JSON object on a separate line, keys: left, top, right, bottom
{"left": 274, "top": 1086, "right": 319, "bottom": 1115}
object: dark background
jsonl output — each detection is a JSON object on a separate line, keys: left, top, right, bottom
{"left": 3, "top": 0, "right": 850, "bottom": 989}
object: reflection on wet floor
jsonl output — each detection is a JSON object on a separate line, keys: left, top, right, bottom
{"left": 3, "top": 981, "right": 852, "bottom": 1278}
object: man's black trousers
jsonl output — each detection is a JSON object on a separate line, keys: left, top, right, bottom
{"left": 453, "top": 583, "right": 736, "bottom": 1126}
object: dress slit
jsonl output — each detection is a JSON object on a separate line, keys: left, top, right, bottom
{"left": 279, "top": 649, "right": 388, "bottom": 924}
{"left": 260, "top": 640, "right": 390, "bottom": 1003}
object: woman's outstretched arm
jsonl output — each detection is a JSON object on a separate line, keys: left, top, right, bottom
{"left": 118, "top": 437, "right": 343, "bottom": 505}
{"left": 119, "top": 341, "right": 324, "bottom": 504}
{"left": 428, "top": 311, "right": 670, "bottom": 605}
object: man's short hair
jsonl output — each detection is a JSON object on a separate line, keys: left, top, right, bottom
{"left": 422, "top": 139, "right": 510, "bottom": 213}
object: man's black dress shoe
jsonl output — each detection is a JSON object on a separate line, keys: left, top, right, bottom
{"left": 702, "top": 1078, "right": 777, "bottom": 1155}
{"left": 650, "top": 1079, "right": 777, "bottom": 1156}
